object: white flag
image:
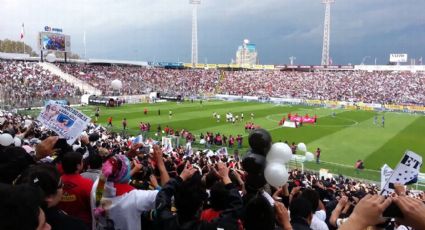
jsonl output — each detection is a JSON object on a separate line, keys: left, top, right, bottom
{"left": 215, "top": 147, "right": 228, "bottom": 156}
{"left": 381, "top": 150, "right": 422, "bottom": 195}
{"left": 380, "top": 164, "right": 393, "bottom": 192}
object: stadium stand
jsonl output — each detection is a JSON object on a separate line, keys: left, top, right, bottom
{"left": 0, "top": 60, "right": 82, "bottom": 108}
{"left": 56, "top": 63, "right": 425, "bottom": 105}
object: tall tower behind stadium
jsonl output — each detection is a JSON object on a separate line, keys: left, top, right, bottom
{"left": 236, "top": 39, "right": 258, "bottom": 65}
{"left": 190, "top": 0, "right": 200, "bottom": 66}
{"left": 321, "top": 0, "right": 335, "bottom": 66}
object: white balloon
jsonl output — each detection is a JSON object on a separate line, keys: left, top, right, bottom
{"left": 14, "top": 137, "right": 22, "bottom": 147}
{"left": 0, "top": 133, "right": 14, "bottom": 147}
{"left": 111, "top": 79, "right": 123, "bottom": 90}
{"left": 305, "top": 152, "right": 315, "bottom": 162}
{"left": 267, "top": 142, "right": 293, "bottom": 164}
{"left": 265, "top": 163, "right": 289, "bottom": 187}
{"left": 297, "top": 142, "right": 307, "bottom": 153}
{"left": 46, "top": 53, "right": 56, "bottom": 62}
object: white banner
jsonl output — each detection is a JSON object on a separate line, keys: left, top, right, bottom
{"left": 381, "top": 150, "right": 422, "bottom": 195}
{"left": 380, "top": 164, "right": 393, "bottom": 192}
{"left": 390, "top": 53, "right": 408, "bottom": 63}
{"left": 283, "top": 121, "right": 297, "bottom": 128}
{"left": 37, "top": 101, "right": 90, "bottom": 145}
{"left": 161, "top": 137, "right": 173, "bottom": 153}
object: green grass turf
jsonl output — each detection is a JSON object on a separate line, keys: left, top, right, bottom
{"left": 79, "top": 101, "right": 425, "bottom": 181}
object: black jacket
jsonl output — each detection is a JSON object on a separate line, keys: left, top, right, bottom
{"left": 155, "top": 177, "right": 243, "bottom": 230}
{"left": 44, "top": 207, "right": 89, "bottom": 230}
{"left": 291, "top": 216, "right": 312, "bottom": 230}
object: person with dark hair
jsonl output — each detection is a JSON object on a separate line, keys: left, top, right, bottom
{"left": 300, "top": 189, "right": 328, "bottom": 230}
{"left": 122, "top": 118, "right": 128, "bottom": 130}
{"left": 15, "top": 164, "right": 88, "bottom": 230}
{"left": 107, "top": 116, "right": 113, "bottom": 127}
{"left": 94, "top": 107, "right": 100, "bottom": 122}
{"left": 155, "top": 162, "right": 242, "bottom": 230}
{"left": 0, "top": 146, "right": 34, "bottom": 184}
{"left": 0, "top": 183, "right": 51, "bottom": 230}
{"left": 290, "top": 197, "right": 314, "bottom": 230}
{"left": 58, "top": 152, "right": 93, "bottom": 227}
{"left": 316, "top": 148, "right": 321, "bottom": 164}
{"left": 81, "top": 153, "right": 102, "bottom": 182}
{"left": 243, "top": 193, "right": 275, "bottom": 230}
{"left": 200, "top": 181, "right": 234, "bottom": 222}
{"left": 291, "top": 142, "right": 297, "bottom": 155}
{"left": 355, "top": 160, "right": 364, "bottom": 174}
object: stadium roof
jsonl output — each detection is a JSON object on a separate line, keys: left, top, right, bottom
{"left": 86, "top": 58, "right": 148, "bottom": 66}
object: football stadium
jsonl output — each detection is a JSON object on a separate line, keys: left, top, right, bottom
{"left": 1, "top": 0, "right": 425, "bottom": 229}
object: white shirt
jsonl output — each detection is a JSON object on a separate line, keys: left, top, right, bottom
{"left": 91, "top": 180, "right": 158, "bottom": 230}
{"left": 396, "top": 225, "right": 409, "bottom": 230}
{"left": 310, "top": 210, "right": 329, "bottom": 230}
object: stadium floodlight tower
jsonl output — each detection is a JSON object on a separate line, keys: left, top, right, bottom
{"left": 190, "top": 0, "right": 200, "bottom": 67}
{"left": 321, "top": 0, "right": 335, "bottom": 66}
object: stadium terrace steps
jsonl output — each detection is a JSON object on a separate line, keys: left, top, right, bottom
{"left": 38, "top": 62, "right": 102, "bottom": 96}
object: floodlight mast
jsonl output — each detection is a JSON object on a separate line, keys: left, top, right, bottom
{"left": 190, "top": 0, "right": 200, "bottom": 66}
{"left": 321, "top": 0, "right": 335, "bottom": 66}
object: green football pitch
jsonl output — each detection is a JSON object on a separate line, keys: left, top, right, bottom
{"left": 79, "top": 100, "right": 425, "bottom": 182}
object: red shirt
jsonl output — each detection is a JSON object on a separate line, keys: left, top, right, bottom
{"left": 201, "top": 209, "right": 243, "bottom": 230}
{"left": 200, "top": 209, "right": 220, "bottom": 222}
{"left": 58, "top": 174, "right": 94, "bottom": 226}
{"left": 114, "top": 183, "right": 135, "bottom": 196}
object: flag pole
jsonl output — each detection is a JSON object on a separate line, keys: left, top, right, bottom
{"left": 22, "top": 23, "right": 25, "bottom": 55}
{"left": 83, "top": 31, "right": 87, "bottom": 60}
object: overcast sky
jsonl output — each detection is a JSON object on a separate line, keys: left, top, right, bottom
{"left": 1, "top": 0, "right": 424, "bottom": 65}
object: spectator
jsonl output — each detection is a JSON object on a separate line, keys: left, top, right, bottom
{"left": 0, "top": 183, "right": 51, "bottom": 230}
{"left": 15, "top": 164, "right": 88, "bottom": 230}
{"left": 58, "top": 152, "right": 93, "bottom": 227}
{"left": 290, "top": 197, "right": 314, "bottom": 230}
{"left": 300, "top": 189, "right": 328, "bottom": 230}
{"left": 155, "top": 162, "right": 243, "bottom": 230}
{"left": 92, "top": 153, "right": 160, "bottom": 230}
{"left": 81, "top": 153, "right": 102, "bottom": 182}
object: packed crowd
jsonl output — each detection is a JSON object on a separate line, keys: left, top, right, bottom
{"left": 0, "top": 60, "right": 81, "bottom": 107}
{"left": 1, "top": 61, "right": 424, "bottom": 107}
{"left": 219, "top": 71, "right": 425, "bottom": 105}
{"left": 57, "top": 64, "right": 219, "bottom": 96}
{"left": 59, "top": 63, "right": 425, "bottom": 105}
{"left": 1, "top": 111, "right": 425, "bottom": 230}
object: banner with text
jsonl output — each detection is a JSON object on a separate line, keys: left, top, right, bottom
{"left": 37, "top": 101, "right": 90, "bottom": 145}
